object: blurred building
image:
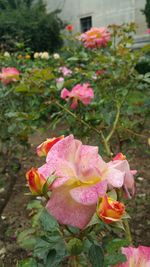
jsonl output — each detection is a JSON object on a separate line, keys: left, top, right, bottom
{"left": 46, "top": 0, "right": 149, "bottom": 47}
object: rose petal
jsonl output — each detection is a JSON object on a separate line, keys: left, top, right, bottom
{"left": 46, "top": 185, "right": 96, "bottom": 229}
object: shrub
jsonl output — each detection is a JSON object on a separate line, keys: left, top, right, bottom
{"left": 0, "top": 0, "right": 64, "bottom": 52}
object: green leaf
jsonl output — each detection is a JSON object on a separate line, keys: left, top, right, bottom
{"left": 17, "top": 229, "right": 37, "bottom": 250}
{"left": 107, "top": 190, "right": 117, "bottom": 200}
{"left": 86, "top": 213, "right": 100, "bottom": 228}
{"left": 67, "top": 238, "right": 83, "bottom": 255}
{"left": 88, "top": 244, "right": 104, "bottom": 267}
{"left": 105, "top": 238, "right": 129, "bottom": 254}
{"left": 46, "top": 249, "right": 64, "bottom": 267}
{"left": 104, "top": 252, "right": 127, "bottom": 266}
{"left": 39, "top": 209, "right": 58, "bottom": 231}
{"left": 17, "top": 258, "right": 38, "bottom": 267}
{"left": 27, "top": 200, "right": 43, "bottom": 210}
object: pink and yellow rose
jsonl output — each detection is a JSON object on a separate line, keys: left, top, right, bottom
{"left": 113, "top": 246, "right": 150, "bottom": 267}
{"left": 37, "top": 135, "right": 129, "bottom": 228}
{"left": 80, "top": 27, "right": 110, "bottom": 49}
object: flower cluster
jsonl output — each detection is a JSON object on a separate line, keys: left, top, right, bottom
{"left": 34, "top": 52, "right": 50, "bottom": 59}
{"left": 61, "top": 83, "right": 94, "bottom": 109}
{"left": 80, "top": 27, "right": 111, "bottom": 49}
{"left": 26, "top": 135, "right": 136, "bottom": 229}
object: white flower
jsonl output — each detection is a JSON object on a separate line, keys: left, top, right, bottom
{"left": 4, "top": 52, "right": 10, "bottom": 57}
{"left": 53, "top": 53, "right": 60, "bottom": 59}
{"left": 34, "top": 52, "right": 40, "bottom": 59}
{"left": 40, "top": 52, "right": 50, "bottom": 59}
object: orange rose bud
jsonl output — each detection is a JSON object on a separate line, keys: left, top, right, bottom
{"left": 66, "top": 24, "right": 73, "bottom": 31}
{"left": 113, "top": 152, "right": 126, "bottom": 161}
{"left": 98, "top": 195, "right": 125, "bottom": 224}
{"left": 26, "top": 167, "right": 46, "bottom": 195}
{"left": 36, "top": 135, "right": 64, "bottom": 157}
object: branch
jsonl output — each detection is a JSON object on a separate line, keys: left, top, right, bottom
{"left": 106, "top": 103, "right": 120, "bottom": 143}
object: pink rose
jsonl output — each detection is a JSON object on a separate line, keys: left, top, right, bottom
{"left": 0, "top": 67, "right": 20, "bottom": 85}
{"left": 113, "top": 246, "right": 150, "bottom": 267}
{"left": 80, "top": 27, "right": 110, "bottom": 49}
{"left": 61, "top": 83, "right": 94, "bottom": 109}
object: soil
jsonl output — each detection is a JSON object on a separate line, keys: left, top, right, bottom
{"left": 0, "top": 130, "right": 150, "bottom": 267}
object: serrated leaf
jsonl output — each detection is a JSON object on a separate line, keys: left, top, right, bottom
{"left": 46, "top": 249, "right": 64, "bottom": 267}
{"left": 105, "top": 252, "right": 127, "bottom": 266}
{"left": 86, "top": 213, "right": 100, "bottom": 228}
{"left": 39, "top": 209, "right": 58, "bottom": 231}
{"left": 106, "top": 238, "right": 129, "bottom": 254}
{"left": 17, "top": 229, "right": 37, "bottom": 250}
{"left": 88, "top": 244, "right": 104, "bottom": 267}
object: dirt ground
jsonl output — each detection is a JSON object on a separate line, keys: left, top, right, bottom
{"left": 0, "top": 130, "right": 150, "bottom": 267}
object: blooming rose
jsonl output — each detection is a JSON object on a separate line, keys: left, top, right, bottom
{"left": 113, "top": 246, "right": 150, "bottom": 267}
{"left": 66, "top": 24, "right": 73, "bottom": 31}
{"left": 38, "top": 135, "right": 126, "bottom": 229}
{"left": 59, "top": 66, "right": 72, "bottom": 77}
{"left": 40, "top": 52, "right": 50, "bottom": 59}
{"left": 108, "top": 153, "right": 137, "bottom": 198}
{"left": 26, "top": 167, "right": 46, "bottom": 195}
{"left": 97, "top": 195, "right": 125, "bottom": 223}
{"left": 36, "top": 136, "right": 64, "bottom": 157}
{"left": 53, "top": 53, "right": 60, "bottom": 59}
{"left": 0, "top": 67, "right": 20, "bottom": 85}
{"left": 34, "top": 52, "right": 40, "bottom": 59}
{"left": 61, "top": 83, "right": 94, "bottom": 109}
{"left": 80, "top": 27, "right": 111, "bottom": 49}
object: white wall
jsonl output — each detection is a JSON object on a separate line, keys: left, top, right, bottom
{"left": 46, "top": 0, "right": 147, "bottom": 36}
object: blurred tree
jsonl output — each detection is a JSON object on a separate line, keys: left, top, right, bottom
{"left": 142, "top": 0, "right": 150, "bottom": 28}
{"left": 0, "top": 0, "right": 64, "bottom": 52}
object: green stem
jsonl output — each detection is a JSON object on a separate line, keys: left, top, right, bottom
{"left": 106, "top": 103, "right": 120, "bottom": 143}
{"left": 124, "top": 219, "right": 133, "bottom": 245}
{"left": 54, "top": 100, "right": 112, "bottom": 157}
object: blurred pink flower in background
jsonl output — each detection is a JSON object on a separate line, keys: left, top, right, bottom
{"left": 147, "top": 29, "right": 150, "bottom": 34}
{"left": 113, "top": 246, "right": 150, "bottom": 267}
{"left": 56, "top": 77, "right": 64, "bottom": 90}
{"left": 80, "top": 27, "right": 111, "bottom": 49}
{"left": 61, "top": 83, "right": 94, "bottom": 109}
{"left": 59, "top": 66, "right": 72, "bottom": 76}
{"left": 0, "top": 67, "right": 20, "bottom": 85}
{"left": 38, "top": 135, "right": 129, "bottom": 228}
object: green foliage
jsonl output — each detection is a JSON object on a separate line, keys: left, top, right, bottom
{"left": 88, "top": 244, "right": 104, "bottom": 267}
{"left": 0, "top": 0, "right": 64, "bottom": 52}
{"left": 17, "top": 201, "right": 129, "bottom": 266}
{"left": 142, "top": 0, "right": 150, "bottom": 28}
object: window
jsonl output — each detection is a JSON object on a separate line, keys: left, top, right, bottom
{"left": 80, "top": 16, "right": 92, "bottom": 33}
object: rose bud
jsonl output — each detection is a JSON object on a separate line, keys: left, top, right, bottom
{"left": 26, "top": 167, "right": 46, "bottom": 195}
{"left": 97, "top": 195, "right": 125, "bottom": 224}
{"left": 36, "top": 135, "right": 64, "bottom": 157}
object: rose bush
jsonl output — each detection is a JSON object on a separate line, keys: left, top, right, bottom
{"left": 0, "top": 22, "right": 150, "bottom": 266}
